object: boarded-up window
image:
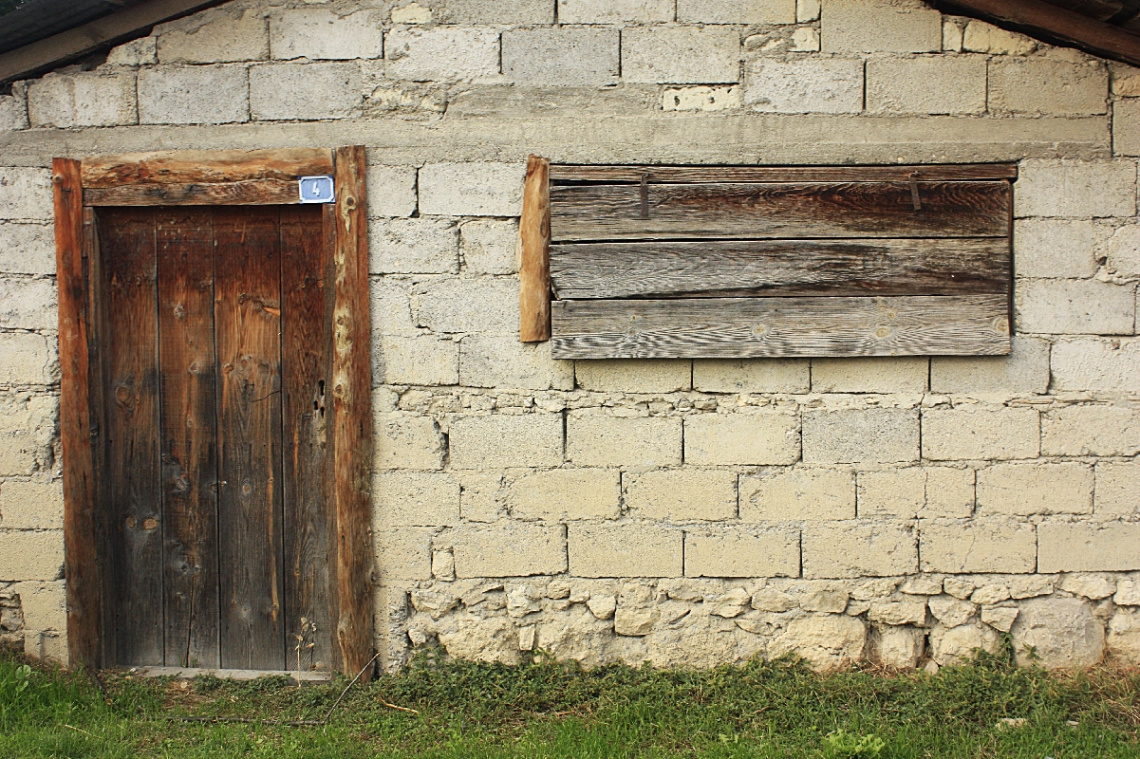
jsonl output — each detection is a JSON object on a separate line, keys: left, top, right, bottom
{"left": 523, "top": 162, "right": 1015, "bottom": 360}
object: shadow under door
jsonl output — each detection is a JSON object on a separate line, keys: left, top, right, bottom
{"left": 95, "top": 204, "right": 339, "bottom": 671}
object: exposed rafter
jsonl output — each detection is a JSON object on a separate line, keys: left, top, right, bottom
{"left": 932, "top": 0, "right": 1140, "bottom": 67}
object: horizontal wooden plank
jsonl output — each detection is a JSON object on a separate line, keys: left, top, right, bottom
{"left": 81, "top": 149, "right": 334, "bottom": 189}
{"left": 550, "top": 163, "right": 1018, "bottom": 184}
{"left": 551, "top": 238, "right": 1010, "bottom": 299}
{"left": 84, "top": 180, "right": 301, "bottom": 206}
{"left": 551, "top": 295, "right": 1011, "bottom": 359}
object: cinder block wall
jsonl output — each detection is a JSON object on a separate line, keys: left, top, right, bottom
{"left": 2, "top": 0, "right": 1140, "bottom": 671}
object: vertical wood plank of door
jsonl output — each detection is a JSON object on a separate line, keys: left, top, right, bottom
{"left": 214, "top": 206, "right": 287, "bottom": 671}
{"left": 280, "top": 205, "right": 338, "bottom": 672}
{"left": 156, "top": 209, "right": 220, "bottom": 669}
{"left": 98, "top": 207, "right": 164, "bottom": 666}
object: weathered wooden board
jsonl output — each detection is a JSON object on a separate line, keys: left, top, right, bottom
{"left": 551, "top": 295, "right": 1011, "bottom": 359}
{"left": 331, "top": 146, "right": 374, "bottom": 680}
{"left": 156, "top": 208, "right": 220, "bottom": 669}
{"left": 55, "top": 159, "right": 102, "bottom": 670}
{"left": 82, "top": 149, "right": 334, "bottom": 188}
{"left": 99, "top": 207, "right": 164, "bottom": 666}
{"left": 550, "top": 181, "right": 1011, "bottom": 242}
{"left": 519, "top": 155, "right": 551, "bottom": 342}
{"left": 551, "top": 238, "right": 1011, "bottom": 299}
{"left": 280, "top": 205, "right": 338, "bottom": 673}
{"left": 550, "top": 163, "right": 1018, "bottom": 184}
{"left": 84, "top": 180, "right": 300, "bottom": 207}
{"left": 214, "top": 207, "right": 286, "bottom": 671}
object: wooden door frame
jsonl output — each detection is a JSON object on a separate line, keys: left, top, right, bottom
{"left": 53, "top": 147, "right": 374, "bottom": 678}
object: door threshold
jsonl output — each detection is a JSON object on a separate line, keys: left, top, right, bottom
{"left": 127, "top": 666, "right": 333, "bottom": 683}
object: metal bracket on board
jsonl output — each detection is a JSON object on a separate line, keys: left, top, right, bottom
{"left": 298, "top": 175, "right": 335, "bottom": 204}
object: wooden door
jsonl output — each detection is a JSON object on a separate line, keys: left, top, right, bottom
{"left": 94, "top": 205, "right": 337, "bottom": 671}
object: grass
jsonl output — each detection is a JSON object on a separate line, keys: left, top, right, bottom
{"left": 1, "top": 646, "right": 1138, "bottom": 758}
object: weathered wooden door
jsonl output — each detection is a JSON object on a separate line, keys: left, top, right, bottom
{"left": 95, "top": 205, "right": 337, "bottom": 671}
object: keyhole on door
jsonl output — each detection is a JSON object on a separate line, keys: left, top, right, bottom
{"left": 313, "top": 379, "right": 326, "bottom": 417}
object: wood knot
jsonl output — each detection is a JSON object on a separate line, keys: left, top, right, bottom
{"left": 125, "top": 516, "right": 136, "bottom": 529}
{"left": 143, "top": 518, "right": 158, "bottom": 531}
{"left": 875, "top": 326, "right": 892, "bottom": 339}
{"left": 344, "top": 195, "right": 357, "bottom": 210}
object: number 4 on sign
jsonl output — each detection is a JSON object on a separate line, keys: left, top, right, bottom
{"left": 298, "top": 176, "right": 335, "bottom": 204}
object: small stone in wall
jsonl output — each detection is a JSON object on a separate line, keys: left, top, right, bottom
{"left": 1115, "top": 579, "right": 1140, "bottom": 607}
{"left": 506, "top": 585, "right": 542, "bottom": 618}
{"left": 614, "top": 608, "right": 656, "bottom": 637}
{"left": 962, "top": 20, "right": 1035, "bottom": 55}
{"left": 971, "top": 584, "right": 1011, "bottom": 605}
{"left": 1009, "top": 577, "right": 1055, "bottom": 600}
{"left": 869, "top": 597, "right": 928, "bottom": 627}
{"left": 431, "top": 550, "right": 456, "bottom": 581}
{"left": 929, "top": 623, "right": 1001, "bottom": 666}
{"left": 1011, "top": 598, "right": 1105, "bottom": 669}
{"left": 752, "top": 588, "right": 797, "bottom": 613}
{"left": 518, "top": 625, "right": 536, "bottom": 652}
{"left": 410, "top": 589, "right": 457, "bottom": 620}
{"left": 901, "top": 576, "right": 943, "bottom": 596}
{"left": 391, "top": 2, "right": 433, "bottom": 23}
{"left": 802, "top": 589, "right": 849, "bottom": 614}
{"left": 1107, "top": 609, "right": 1140, "bottom": 664}
{"left": 981, "top": 606, "right": 1019, "bottom": 633}
{"left": 1060, "top": 574, "right": 1116, "bottom": 601}
{"left": 944, "top": 577, "right": 977, "bottom": 600}
{"left": 769, "top": 615, "right": 867, "bottom": 671}
{"left": 929, "top": 596, "right": 976, "bottom": 628}
{"left": 871, "top": 625, "right": 924, "bottom": 669}
{"left": 708, "top": 588, "right": 752, "bottom": 618}
{"left": 437, "top": 613, "right": 519, "bottom": 665}
{"left": 586, "top": 595, "right": 616, "bottom": 621}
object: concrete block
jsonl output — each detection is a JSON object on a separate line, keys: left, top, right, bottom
{"left": 662, "top": 85, "right": 741, "bottom": 112}
{"left": 0, "top": 530, "right": 62, "bottom": 580}
{"left": 921, "top": 406, "right": 1039, "bottom": 461}
{"left": 857, "top": 468, "right": 924, "bottom": 518}
{"left": 622, "top": 27, "right": 740, "bottom": 85}
{"left": 460, "top": 220, "right": 517, "bottom": 275}
{"left": 0, "top": 224, "right": 54, "bottom": 275}
{"left": 1015, "top": 279, "right": 1134, "bottom": 335}
{"left": 0, "top": 88, "right": 27, "bottom": 131}
{"left": 558, "top": 0, "right": 673, "bottom": 24}
{"left": 373, "top": 411, "right": 444, "bottom": 470}
{"left": 27, "top": 72, "right": 137, "bottom": 127}
{"left": 375, "top": 334, "right": 458, "bottom": 386}
{"left": 568, "top": 522, "right": 682, "bottom": 578}
{"left": 811, "top": 357, "right": 928, "bottom": 393}
{"left": 366, "top": 165, "right": 418, "bottom": 217}
{"left": 1095, "top": 462, "right": 1140, "bottom": 519}
{"left": 449, "top": 413, "right": 563, "bottom": 469}
{"left": 802, "top": 407, "right": 920, "bottom": 464}
{"left": 0, "top": 278, "right": 56, "bottom": 331}
{"left": 803, "top": 521, "right": 918, "bottom": 579}
{"left": 976, "top": 462, "right": 1094, "bottom": 516}
{"left": 922, "top": 467, "right": 975, "bottom": 519}
{"left": 0, "top": 392, "right": 56, "bottom": 477}
{"left": 137, "top": 63, "right": 249, "bottom": 124}
{"left": 566, "top": 411, "right": 682, "bottom": 468}
{"left": 740, "top": 467, "right": 855, "bottom": 521}
{"left": 919, "top": 518, "right": 1036, "bottom": 573}
{"left": 453, "top": 522, "right": 567, "bottom": 578}
{"left": 989, "top": 58, "right": 1107, "bottom": 116}
{"left": 458, "top": 471, "right": 505, "bottom": 523}
{"left": 942, "top": 19, "right": 963, "bottom": 51}
{"left": 0, "top": 333, "right": 57, "bottom": 386}
{"left": 1042, "top": 405, "right": 1140, "bottom": 457}
{"left": 396, "top": 0, "right": 554, "bottom": 24}
{"left": 369, "top": 218, "right": 457, "bottom": 274}
{"left": 575, "top": 359, "right": 691, "bottom": 393}
{"left": 370, "top": 278, "right": 417, "bottom": 337}
{"left": 386, "top": 27, "right": 499, "bottom": 81}
{"left": 931, "top": 337, "right": 1050, "bottom": 395}
{"left": 249, "top": 62, "right": 362, "bottom": 121}
{"left": 1051, "top": 338, "right": 1140, "bottom": 393}
{"left": 0, "top": 169, "right": 50, "bottom": 222}
{"left": 962, "top": 19, "right": 1035, "bottom": 55}
{"left": 1015, "top": 160, "right": 1136, "bottom": 218}
{"left": 460, "top": 335, "right": 574, "bottom": 390}
{"left": 625, "top": 469, "right": 737, "bottom": 521}
{"left": 821, "top": 0, "right": 941, "bottom": 53}
{"left": 0, "top": 480, "right": 63, "bottom": 529}
{"left": 270, "top": 9, "right": 384, "bottom": 60}
{"left": 374, "top": 471, "right": 459, "bottom": 526}
{"left": 684, "top": 525, "right": 800, "bottom": 578}
{"left": 418, "top": 163, "right": 525, "bottom": 217}
{"left": 509, "top": 469, "right": 620, "bottom": 521}
{"left": 1014, "top": 219, "right": 1102, "bottom": 279}
{"left": 744, "top": 58, "right": 863, "bottom": 114}
{"left": 1114, "top": 98, "right": 1140, "bottom": 156}
{"left": 502, "top": 28, "right": 619, "bottom": 86}
{"left": 692, "top": 359, "right": 810, "bottom": 393}
{"left": 413, "top": 277, "right": 519, "bottom": 335}
{"left": 12, "top": 580, "right": 65, "bottom": 631}
{"left": 798, "top": 0, "right": 821, "bottom": 22}
{"left": 157, "top": 9, "right": 268, "bottom": 64}
{"left": 679, "top": 0, "right": 796, "bottom": 23}
{"left": 1105, "top": 223, "right": 1140, "bottom": 279}
{"left": 374, "top": 526, "right": 435, "bottom": 581}
{"left": 866, "top": 56, "right": 986, "bottom": 115}
{"left": 684, "top": 411, "right": 800, "bottom": 466}
{"left": 106, "top": 36, "right": 156, "bottom": 66}
{"left": 1039, "top": 522, "right": 1140, "bottom": 572}
{"left": 1111, "top": 62, "right": 1140, "bottom": 96}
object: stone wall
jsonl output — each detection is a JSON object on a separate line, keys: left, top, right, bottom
{"left": 1, "top": 0, "right": 1139, "bottom": 671}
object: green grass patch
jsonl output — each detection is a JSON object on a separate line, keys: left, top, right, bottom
{"left": 1, "top": 648, "right": 1138, "bottom": 758}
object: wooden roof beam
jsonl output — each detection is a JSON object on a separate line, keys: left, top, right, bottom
{"left": 932, "top": 0, "right": 1140, "bottom": 67}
